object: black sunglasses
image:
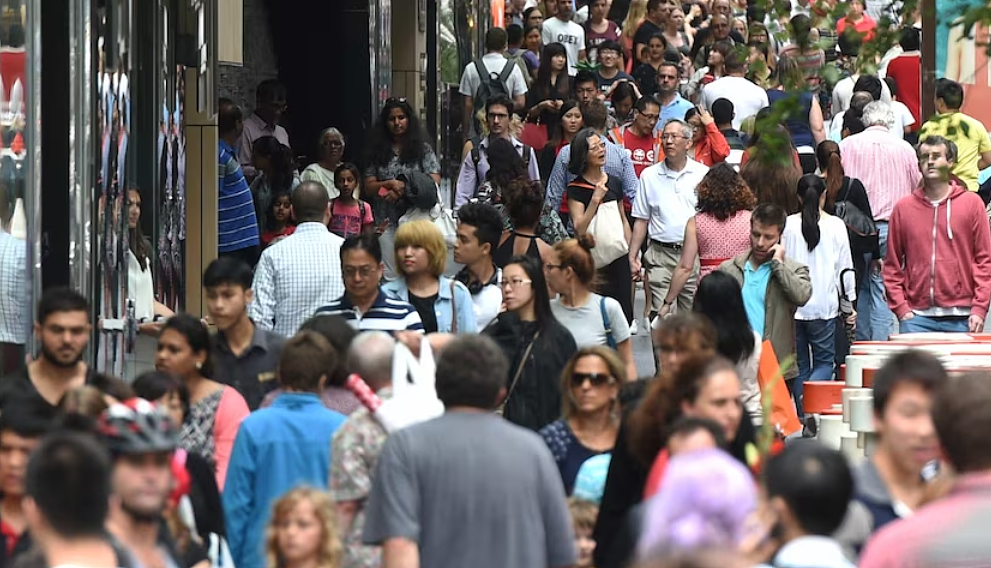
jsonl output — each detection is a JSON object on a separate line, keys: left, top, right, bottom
{"left": 571, "top": 372, "right": 613, "bottom": 387}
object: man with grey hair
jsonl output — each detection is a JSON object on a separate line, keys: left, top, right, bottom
{"left": 330, "top": 331, "right": 397, "bottom": 568}
{"left": 629, "top": 118, "right": 708, "bottom": 325}
{"left": 362, "top": 334, "right": 577, "bottom": 568}
{"left": 840, "top": 99, "right": 921, "bottom": 342}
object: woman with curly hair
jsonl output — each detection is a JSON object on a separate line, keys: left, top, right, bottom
{"left": 494, "top": 178, "right": 560, "bottom": 267}
{"left": 739, "top": 121, "right": 802, "bottom": 214}
{"left": 363, "top": 97, "right": 441, "bottom": 278}
{"left": 265, "top": 487, "right": 342, "bottom": 568}
{"left": 658, "top": 163, "right": 755, "bottom": 318}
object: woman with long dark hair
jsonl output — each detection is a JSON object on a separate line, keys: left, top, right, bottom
{"left": 249, "top": 136, "right": 299, "bottom": 235}
{"left": 631, "top": 33, "right": 670, "bottom": 96}
{"left": 484, "top": 255, "right": 577, "bottom": 431}
{"left": 781, "top": 174, "right": 856, "bottom": 415}
{"left": 526, "top": 43, "right": 573, "bottom": 132}
{"left": 539, "top": 100, "right": 583, "bottom": 181}
{"left": 691, "top": 271, "right": 762, "bottom": 423}
{"left": 363, "top": 97, "right": 442, "bottom": 278}
{"left": 127, "top": 188, "right": 175, "bottom": 332}
{"left": 817, "top": 140, "right": 872, "bottom": 287}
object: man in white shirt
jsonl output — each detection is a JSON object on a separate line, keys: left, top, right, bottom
{"left": 541, "top": 0, "right": 587, "bottom": 76}
{"left": 453, "top": 203, "right": 504, "bottom": 329}
{"left": 249, "top": 181, "right": 346, "bottom": 337}
{"left": 459, "top": 26, "right": 529, "bottom": 135}
{"left": 699, "top": 48, "right": 768, "bottom": 130}
{"left": 630, "top": 119, "right": 708, "bottom": 319}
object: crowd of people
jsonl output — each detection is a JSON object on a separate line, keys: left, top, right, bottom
{"left": 2, "top": 0, "right": 991, "bottom": 567}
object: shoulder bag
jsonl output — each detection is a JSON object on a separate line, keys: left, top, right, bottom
{"left": 495, "top": 331, "right": 541, "bottom": 417}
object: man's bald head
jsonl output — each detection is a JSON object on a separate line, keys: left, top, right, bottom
{"left": 348, "top": 332, "right": 396, "bottom": 391}
{"left": 292, "top": 181, "right": 330, "bottom": 223}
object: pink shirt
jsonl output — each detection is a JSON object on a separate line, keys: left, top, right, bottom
{"left": 839, "top": 126, "right": 921, "bottom": 221}
{"left": 215, "top": 386, "right": 250, "bottom": 491}
{"left": 236, "top": 112, "right": 291, "bottom": 181}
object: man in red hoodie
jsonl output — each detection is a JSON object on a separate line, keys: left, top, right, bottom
{"left": 884, "top": 135, "right": 991, "bottom": 333}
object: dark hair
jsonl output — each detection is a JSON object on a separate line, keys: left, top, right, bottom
{"left": 502, "top": 179, "right": 545, "bottom": 228}
{"left": 696, "top": 163, "right": 756, "bottom": 221}
{"left": 507, "top": 23, "right": 524, "bottom": 45}
{"left": 723, "top": 43, "right": 748, "bottom": 73}
{"left": 684, "top": 107, "right": 698, "bottom": 123}
{"left": 523, "top": 7, "right": 542, "bottom": 22}
{"left": 265, "top": 190, "right": 293, "bottom": 230}
{"left": 485, "top": 137, "right": 529, "bottom": 190}
{"left": 668, "top": 416, "right": 728, "bottom": 449}
{"left": 553, "top": 235, "right": 598, "bottom": 287}
{"left": 251, "top": 136, "right": 296, "bottom": 194}
{"left": 633, "top": 96, "right": 659, "bottom": 116}
{"left": 486, "top": 27, "right": 509, "bottom": 51}
{"left": 160, "top": 314, "right": 214, "bottom": 379}
{"left": 203, "top": 256, "right": 254, "bottom": 291}
{"left": 899, "top": 26, "right": 921, "bottom": 51}
{"left": 765, "top": 442, "right": 853, "bottom": 535}
{"left": 932, "top": 371, "right": 991, "bottom": 472}
{"left": 816, "top": 140, "right": 846, "bottom": 211}
{"left": 574, "top": 70, "right": 598, "bottom": 90}
{"left": 837, "top": 28, "right": 863, "bottom": 57}
{"left": 852, "top": 75, "right": 882, "bottom": 101}
{"left": 788, "top": 13, "right": 812, "bottom": 49}
{"left": 918, "top": 134, "right": 959, "bottom": 164}
{"left": 26, "top": 431, "right": 112, "bottom": 538}
{"left": 435, "top": 335, "right": 510, "bottom": 410}
{"left": 646, "top": 0, "right": 664, "bottom": 11}
{"left": 883, "top": 76, "right": 898, "bottom": 98}
{"left": 90, "top": 373, "right": 135, "bottom": 402}
{"left": 278, "top": 331, "right": 337, "bottom": 393}
{"left": 797, "top": 174, "right": 826, "bottom": 251}
{"left": 872, "top": 350, "right": 946, "bottom": 415}
{"left": 366, "top": 98, "right": 431, "bottom": 167}
{"left": 505, "top": 255, "right": 556, "bottom": 331}
{"left": 598, "top": 39, "right": 623, "bottom": 56}
{"left": 37, "top": 287, "right": 89, "bottom": 325}
{"left": 534, "top": 43, "right": 572, "bottom": 101}
{"left": 256, "top": 79, "right": 286, "bottom": 103}
{"left": 751, "top": 202, "right": 787, "bottom": 233}
{"left": 457, "top": 202, "right": 504, "bottom": 253}
{"left": 550, "top": 100, "right": 583, "bottom": 146}
{"left": 291, "top": 181, "right": 331, "bottom": 223}
{"left": 568, "top": 127, "right": 602, "bottom": 175}
{"left": 218, "top": 98, "right": 242, "bottom": 135}
{"left": 692, "top": 272, "right": 755, "bottom": 364}
{"left": 127, "top": 188, "right": 151, "bottom": 272}
{"left": 334, "top": 163, "right": 362, "bottom": 195}
{"left": 486, "top": 94, "right": 515, "bottom": 116}
{"left": 299, "top": 315, "right": 358, "bottom": 387}
{"left": 843, "top": 98, "right": 868, "bottom": 136}
{"left": 132, "top": 371, "right": 191, "bottom": 423}
{"left": 341, "top": 232, "right": 383, "bottom": 264}
{"left": 740, "top": 126, "right": 801, "bottom": 214}
{"left": 582, "top": 99, "right": 609, "bottom": 130}
{"left": 0, "top": 396, "right": 55, "bottom": 438}
{"left": 710, "top": 98, "right": 734, "bottom": 126}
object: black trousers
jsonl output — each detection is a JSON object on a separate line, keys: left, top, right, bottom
{"left": 597, "top": 255, "right": 634, "bottom": 323}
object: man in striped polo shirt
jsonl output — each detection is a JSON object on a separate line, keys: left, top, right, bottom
{"left": 218, "top": 98, "right": 261, "bottom": 267}
{"left": 315, "top": 233, "right": 424, "bottom": 332}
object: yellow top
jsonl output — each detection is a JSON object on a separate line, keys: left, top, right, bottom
{"left": 918, "top": 111, "right": 991, "bottom": 192}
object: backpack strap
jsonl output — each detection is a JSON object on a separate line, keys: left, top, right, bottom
{"left": 609, "top": 126, "right": 625, "bottom": 145}
{"left": 521, "top": 144, "right": 532, "bottom": 167}
{"left": 599, "top": 297, "right": 617, "bottom": 349}
{"left": 498, "top": 58, "right": 516, "bottom": 82}
{"left": 473, "top": 59, "right": 489, "bottom": 85}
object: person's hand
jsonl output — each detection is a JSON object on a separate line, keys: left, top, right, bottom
{"left": 658, "top": 303, "right": 672, "bottom": 319}
{"left": 395, "top": 331, "right": 424, "bottom": 357}
{"left": 688, "top": 3, "right": 702, "bottom": 18}
{"left": 900, "top": 312, "right": 915, "bottom": 322}
{"left": 551, "top": 100, "right": 564, "bottom": 110}
{"left": 770, "top": 243, "right": 786, "bottom": 262}
{"left": 846, "top": 310, "right": 857, "bottom": 329}
{"left": 593, "top": 176, "right": 609, "bottom": 202}
{"left": 375, "top": 220, "right": 390, "bottom": 235}
{"left": 629, "top": 255, "right": 642, "bottom": 279}
{"left": 698, "top": 106, "right": 714, "bottom": 126}
{"left": 969, "top": 314, "right": 985, "bottom": 332}
{"left": 871, "top": 259, "right": 883, "bottom": 277}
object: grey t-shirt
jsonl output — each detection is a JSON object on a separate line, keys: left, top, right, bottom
{"left": 551, "top": 293, "right": 631, "bottom": 349}
{"left": 362, "top": 412, "right": 577, "bottom": 568}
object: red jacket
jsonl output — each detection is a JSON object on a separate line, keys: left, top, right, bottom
{"left": 657, "top": 122, "right": 731, "bottom": 167}
{"left": 883, "top": 181, "right": 991, "bottom": 320}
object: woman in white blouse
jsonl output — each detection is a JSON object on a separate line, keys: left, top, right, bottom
{"left": 782, "top": 174, "right": 856, "bottom": 416}
{"left": 127, "top": 188, "right": 174, "bottom": 334}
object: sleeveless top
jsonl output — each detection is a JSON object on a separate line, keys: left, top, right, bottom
{"left": 696, "top": 210, "right": 752, "bottom": 280}
{"left": 493, "top": 231, "right": 541, "bottom": 268}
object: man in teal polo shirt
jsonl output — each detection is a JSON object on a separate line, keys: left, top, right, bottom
{"left": 719, "top": 203, "right": 812, "bottom": 391}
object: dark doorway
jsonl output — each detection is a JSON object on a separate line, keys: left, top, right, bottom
{"left": 265, "top": 0, "right": 373, "bottom": 169}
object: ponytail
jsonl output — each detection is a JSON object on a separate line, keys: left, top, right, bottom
{"left": 816, "top": 141, "right": 845, "bottom": 212}
{"left": 797, "top": 174, "right": 825, "bottom": 251}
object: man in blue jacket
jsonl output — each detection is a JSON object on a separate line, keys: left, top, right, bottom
{"left": 223, "top": 331, "right": 347, "bottom": 568}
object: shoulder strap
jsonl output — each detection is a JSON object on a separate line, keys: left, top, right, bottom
{"left": 473, "top": 59, "right": 489, "bottom": 84}
{"left": 610, "top": 126, "right": 624, "bottom": 144}
{"left": 449, "top": 279, "right": 458, "bottom": 334}
{"left": 521, "top": 143, "right": 532, "bottom": 167}
{"left": 498, "top": 330, "right": 541, "bottom": 415}
{"left": 599, "top": 297, "right": 617, "bottom": 349}
{"left": 840, "top": 176, "right": 852, "bottom": 202}
{"left": 499, "top": 58, "right": 516, "bottom": 81}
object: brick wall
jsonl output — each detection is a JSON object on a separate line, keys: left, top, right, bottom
{"left": 217, "top": 0, "right": 278, "bottom": 113}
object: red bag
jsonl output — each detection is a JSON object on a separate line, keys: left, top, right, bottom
{"left": 520, "top": 122, "right": 549, "bottom": 150}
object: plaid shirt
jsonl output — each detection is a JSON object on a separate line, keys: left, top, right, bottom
{"left": 248, "top": 223, "right": 345, "bottom": 337}
{"left": 0, "top": 231, "right": 26, "bottom": 344}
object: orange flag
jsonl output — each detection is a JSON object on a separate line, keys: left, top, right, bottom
{"left": 756, "top": 339, "right": 802, "bottom": 436}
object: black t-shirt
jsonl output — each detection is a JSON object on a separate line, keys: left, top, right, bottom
{"left": 567, "top": 175, "right": 624, "bottom": 208}
{"left": 0, "top": 364, "right": 96, "bottom": 412}
{"left": 632, "top": 20, "right": 662, "bottom": 63}
{"left": 409, "top": 292, "right": 440, "bottom": 334}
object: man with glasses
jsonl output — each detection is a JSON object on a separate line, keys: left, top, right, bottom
{"left": 629, "top": 119, "right": 708, "bottom": 321}
{"left": 238, "top": 79, "right": 291, "bottom": 182}
{"left": 608, "top": 96, "right": 662, "bottom": 177}
{"left": 315, "top": 233, "right": 423, "bottom": 332}
{"left": 654, "top": 62, "right": 694, "bottom": 131}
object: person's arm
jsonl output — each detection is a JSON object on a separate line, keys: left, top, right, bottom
{"left": 810, "top": 96, "right": 826, "bottom": 145}
{"left": 579, "top": 49, "right": 587, "bottom": 62}
{"left": 546, "top": 148, "right": 571, "bottom": 211}
{"left": 569, "top": 182, "right": 608, "bottom": 236}
{"left": 978, "top": 133, "right": 991, "bottom": 169}
{"left": 535, "top": 443, "right": 581, "bottom": 568}
{"left": 882, "top": 210, "right": 911, "bottom": 320}
{"left": 628, "top": 219, "right": 648, "bottom": 277}
{"left": 247, "top": 252, "right": 277, "bottom": 330}
{"left": 330, "top": 422, "right": 371, "bottom": 539}
{"left": 701, "top": 119, "right": 730, "bottom": 164}
{"left": 454, "top": 149, "right": 478, "bottom": 208}
{"left": 661, "top": 217, "right": 699, "bottom": 313}
{"left": 365, "top": 175, "right": 402, "bottom": 201}
{"left": 970, "top": 198, "right": 991, "bottom": 331}
{"left": 464, "top": 96, "right": 475, "bottom": 140}
{"left": 382, "top": 538, "right": 420, "bottom": 568}
{"left": 221, "top": 427, "right": 255, "bottom": 568}
{"left": 617, "top": 147, "right": 639, "bottom": 203}
{"left": 769, "top": 253, "right": 812, "bottom": 306}
{"left": 617, "top": 339, "right": 638, "bottom": 382}
{"left": 213, "top": 388, "right": 250, "bottom": 491}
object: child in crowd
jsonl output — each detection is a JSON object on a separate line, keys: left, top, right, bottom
{"left": 265, "top": 487, "right": 342, "bottom": 568}
{"left": 329, "top": 163, "right": 374, "bottom": 239}
{"left": 260, "top": 191, "right": 295, "bottom": 247}
{"left": 570, "top": 498, "right": 598, "bottom": 568}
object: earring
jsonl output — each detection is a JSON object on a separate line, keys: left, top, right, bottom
{"left": 195, "top": 361, "right": 203, "bottom": 370}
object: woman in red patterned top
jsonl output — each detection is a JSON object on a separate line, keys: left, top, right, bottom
{"left": 658, "top": 163, "right": 756, "bottom": 318}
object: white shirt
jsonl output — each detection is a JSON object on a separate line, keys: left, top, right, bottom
{"left": 632, "top": 159, "right": 708, "bottom": 242}
{"left": 699, "top": 76, "right": 769, "bottom": 130}
{"left": 830, "top": 74, "right": 892, "bottom": 115}
{"left": 542, "top": 17, "right": 586, "bottom": 76}
{"left": 782, "top": 213, "right": 856, "bottom": 320}
{"left": 470, "top": 268, "right": 503, "bottom": 330}
{"left": 891, "top": 100, "right": 916, "bottom": 139}
{"left": 127, "top": 250, "right": 155, "bottom": 322}
{"left": 249, "top": 222, "right": 346, "bottom": 337}
{"left": 459, "top": 52, "right": 529, "bottom": 100}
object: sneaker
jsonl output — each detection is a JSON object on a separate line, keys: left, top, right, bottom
{"left": 630, "top": 319, "right": 639, "bottom": 335}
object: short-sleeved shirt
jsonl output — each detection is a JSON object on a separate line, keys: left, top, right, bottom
{"left": 362, "top": 412, "right": 578, "bottom": 568}
{"left": 218, "top": 140, "right": 261, "bottom": 253}
{"left": 0, "top": 365, "right": 96, "bottom": 411}
{"left": 542, "top": 17, "right": 587, "bottom": 76}
{"left": 584, "top": 20, "right": 621, "bottom": 63}
{"left": 567, "top": 174, "right": 624, "bottom": 208}
{"left": 918, "top": 112, "right": 991, "bottom": 192}
{"left": 742, "top": 260, "right": 772, "bottom": 337}
{"left": 551, "top": 293, "right": 631, "bottom": 349}
{"left": 314, "top": 290, "right": 425, "bottom": 333}
{"left": 210, "top": 325, "right": 286, "bottom": 411}
{"left": 459, "top": 53, "right": 529, "bottom": 101}
{"left": 632, "top": 159, "right": 708, "bottom": 242}
{"left": 329, "top": 200, "right": 374, "bottom": 239}
{"left": 632, "top": 20, "right": 662, "bottom": 62}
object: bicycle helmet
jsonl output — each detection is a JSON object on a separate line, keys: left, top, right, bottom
{"left": 98, "top": 398, "right": 179, "bottom": 455}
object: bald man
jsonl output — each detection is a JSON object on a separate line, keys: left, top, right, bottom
{"left": 248, "top": 180, "right": 346, "bottom": 337}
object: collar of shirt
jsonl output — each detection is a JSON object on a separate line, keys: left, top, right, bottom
{"left": 481, "top": 135, "right": 523, "bottom": 150}
{"left": 773, "top": 536, "right": 851, "bottom": 568}
{"left": 246, "top": 111, "right": 277, "bottom": 133}
{"left": 219, "top": 139, "right": 236, "bottom": 155}
{"left": 269, "top": 391, "right": 326, "bottom": 409}
{"left": 656, "top": 158, "right": 705, "bottom": 180}
{"left": 385, "top": 276, "right": 455, "bottom": 300}
{"left": 214, "top": 322, "right": 273, "bottom": 357}
{"left": 338, "top": 288, "right": 392, "bottom": 311}
{"left": 950, "top": 471, "right": 991, "bottom": 498}
{"left": 292, "top": 222, "right": 333, "bottom": 236}
{"left": 744, "top": 257, "right": 772, "bottom": 274}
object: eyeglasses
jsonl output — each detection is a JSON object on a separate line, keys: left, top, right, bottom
{"left": 638, "top": 112, "right": 660, "bottom": 121}
{"left": 499, "top": 278, "right": 533, "bottom": 289}
{"left": 344, "top": 266, "right": 378, "bottom": 278}
{"left": 661, "top": 133, "right": 689, "bottom": 141}
{"left": 544, "top": 263, "right": 563, "bottom": 271}
{"left": 571, "top": 372, "right": 614, "bottom": 387}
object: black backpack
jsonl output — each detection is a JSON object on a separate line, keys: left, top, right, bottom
{"left": 473, "top": 58, "right": 516, "bottom": 112}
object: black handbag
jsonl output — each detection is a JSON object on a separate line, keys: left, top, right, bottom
{"left": 834, "top": 178, "right": 879, "bottom": 256}
{"left": 839, "top": 267, "right": 857, "bottom": 345}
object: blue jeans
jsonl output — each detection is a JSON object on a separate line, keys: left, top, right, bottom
{"left": 899, "top": 314, "right": 969, "bottom": 334}
{"left": 794, "top": 318, "right": 836, "bottom": 417}
{"left": 856, "top": 221, "right": 896, "bottom": 341}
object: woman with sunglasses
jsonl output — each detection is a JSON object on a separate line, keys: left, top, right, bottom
{"left": 546, "top": 236, "right": 638, "bottom": 382}
{"left": 539, "top": 346, "right": 624, "bottom": 494}
{"left": 301, "top": 127, "right": 348, "bottom": 199}
{"left": 485, "top": 255, "right": 577, "bottom": 431}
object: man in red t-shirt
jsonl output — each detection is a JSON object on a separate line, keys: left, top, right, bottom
{"left": 608, "top": 96, "right": 662, "bottom": 178}
{"left": 884, "top": 28, "right": 922, "bottom": 133}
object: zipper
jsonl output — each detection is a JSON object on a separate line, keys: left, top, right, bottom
{"left": 929, "top": 203, "right": 937, "bottom": 307}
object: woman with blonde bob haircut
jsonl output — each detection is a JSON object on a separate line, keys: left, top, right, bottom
{"left": 539, "top": 346, "right": 624, "bottom": 494}
{"left": 265, "top": 487, "right": 342, "bottom": 568}
{"left": 383, "top": 220, "right": 477, "bottom": 333}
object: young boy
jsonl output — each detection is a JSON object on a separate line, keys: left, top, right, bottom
{"left": 569, "top": 498, "right": 598, "bottom": 568}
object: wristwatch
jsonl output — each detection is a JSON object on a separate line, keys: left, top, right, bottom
{"left": 663, "top": 299, "right": 673, "bottom": 306}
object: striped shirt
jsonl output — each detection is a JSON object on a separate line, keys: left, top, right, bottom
{"left": 839, "top": 126, "right": 922, "bottom": 222}
{"left": 314, "top": 290, "right": 424, "bottom": 333}
{"left": 218, "top": 139, "right": 260, "bottom": 253}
